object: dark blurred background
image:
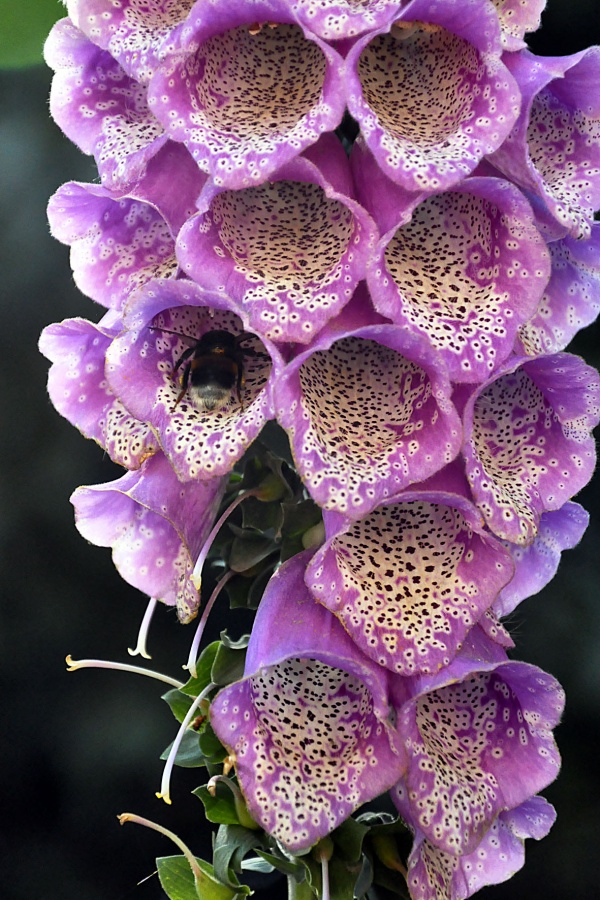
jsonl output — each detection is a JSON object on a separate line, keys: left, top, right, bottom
{"left": 1, "top": 2, "right": 599, "bottom": 898}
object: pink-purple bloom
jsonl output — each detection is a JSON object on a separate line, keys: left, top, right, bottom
{"left": 71, "top": 452, "right": 226, "bottom": 622}
{"left": 41, "top": 1, "right": 600, "bottom": 895}
{"left": 177, "top": 134, "right": 378, "bottom": 344}
{"left": 147, "top": 0, "right": 346, "bottom": 189}
{"left": 106, "top": 278, "right": 284, "bottom": 481}
{"left": 392, "top": 629, "right": 564, "bottom": 857}
{"left": 210, "top": 551, "right": 407, "bottom": 851}
{"left": 305, "top": 489, "right": 514, "bottom": 675}
{"left": 345, "top": 0, "right": 520, "bottom": 194}
{"left": 462, "top": 352, "right": 600, "bottom": 544}
{"left": 275, "top": 295, "right": 462, "bottom": 518}
{"left": 491, "top": 47, "right": 600, "bottom": 239}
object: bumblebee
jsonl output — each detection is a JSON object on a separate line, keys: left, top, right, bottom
{"left": 154, "top": 327, "right": 266, "bottom": 412}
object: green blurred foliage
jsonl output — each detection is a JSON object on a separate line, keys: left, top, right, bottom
{"left": 1, "top": 0, "right": 64, "bottom": 68}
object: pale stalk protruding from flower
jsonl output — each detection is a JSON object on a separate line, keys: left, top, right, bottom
{"left": 65, "top": 654, "right": 183, "bottom": 689}
{"left": 156, "top": 683, "right": 215, "bottom": 805}
{"left": 118, "top": 812, "right": 203, "bottom": 883}
{"left": 192, "top": 490, "right": 259, "bottom": 591}
{"left": 314, "top": 837, "right": 334, "bottom": 900}
{"left": 128, "top": 597, "right": 158, "bottom": 659}
{"left": 184, "top": 570, "right": 234, "bottom": 678}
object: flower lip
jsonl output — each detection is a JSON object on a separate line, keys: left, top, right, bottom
{"left": 177, "top": 134, "right": 378, "bottom": 345}
{"left": 66, "top": 0, "right": 196, "bottom": 84}
{"left": 292, "top": 0, "right": 404, "bottom": 42}
{"left": 275, "top": 307, "right": 462, "bottom": 518}
{"left": 147, "top": 0, "right": 346, "bottom": 189}
{"left": 210, "top": 551, "right": 408, "bottom": 851}
{"left": 393, "top": 643, "right": 565, "bottom": 857}
{"left": 46, "top": 18, "right": 169, "bottom": 192}
{"left": 491, "top": 48, "right": 600, "bottom": 240}
{"left": 305, "top": 487, "right": 514, "bottom": 676}
{"left": 345, "top": 5, "right": 519, "bottom": 194}
{"left": 106, "top": 279, "right": 284, "bottom": 482}
{"left": 462, "top": 352, "right": 600, "bottom": 545}
{"left": 39, "top": 313, "right": 160, "bottom": 470}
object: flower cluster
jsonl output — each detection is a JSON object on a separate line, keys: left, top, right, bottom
{"left": 42, "top": 2, "right": 600, "bottom": 899}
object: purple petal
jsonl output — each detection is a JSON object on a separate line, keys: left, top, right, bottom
{"left": 48, "top": 181, "right": 176, "bottom": 310}
{"left": 106, "top": 279, "right": 283, "bottom": 481}
{"left": 71, "top": 453, "right": 226, "bottom": 621}
{"left": 365, "top": 172, "right": 550, "bottom": 382}
{"left": 148, "top": 1, "right": 346, "bottom": 189}
{"left": 39, "top": 315, "right": 159, "bottom": 469}
{"left": 275, "top": 309, "right": 462, "bottom": 518}
{"left": 495, "top": 501, "right": 589, "bottom": 617}
{"left": 66, "top": 0, "right": 195, "bottom": 83}
{"left": 462, "top": 353, "right": 600, "bottom": 544}
{"left": 491, "top": 0, "right": 546, "bottom": 51}
{"left": 305, "top": 491, "right": 514, "bottom": 675}
{"left": 210, "top": 552, "right": 406, "bottom": 850}
{"left": 518, "top": 224, "right": 600, "bottom": 356}
{"left": 177, "top": 135, "right": 377, "bottom": 344}
{"left": 292, "top": 0, "right": 402, "bottom": 41}
{"left": 393, "top": 657, "right": 564, "bottom": 855}
{"left": 46, "top": 18, "right": 168, "bottom": 191}
{"left": 491, "top": 49, "right": 600, "bottom": 239}
{"left": 405, "top": 795, "right": 555, "bottom": 900}
{"left": 346, "top": 4, "right": 518, "bottom": 193}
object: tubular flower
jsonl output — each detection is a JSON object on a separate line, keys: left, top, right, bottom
{"left": 392, "top": 631, "right": 564, "bottom": 857}
{"left": 47, "top": 142, "right": 205, "bottom": 311}
{"left": 517, "top": 224, "right": 600, "bottom": 356}
{"left": 45, "top": 17, "right": 168, "bottom": 192}
{"left": 41, "top": 0, "right": 600, "bottom": 894}
{"left": 304, "top": 490, "right": 514, "bottom": 675}
{"left": 65, "top": 0, "right": 196, "bottom": 84}
{"left": 71, "top": 453, "right": 226, "bottom": 623}
{"left": 495, "top": 501, "right": 589, "bottom": 617}
{"left": 177, "top": 134, "right": 378, "bottom": 344}
{"left": 147, "top": 0, "right": 346, "bottom": 189}
{"left": 490, "top": 47, "right": 600, "bottom": 240}
{"left": 210, "top": 551, "right": 407, "bottom": 852}
{"left": 404, "top": 796, "right": 556, "bottom": 900}
{"left": 345, "top": 0, "right": 520, "bottom": 194}
{"left": 357, "top": 142, "right": 551, "bottom": 381}
{"left": 39, "top": 313, "right": 158, "bottom": 470}
{"left": 462, "top": 352, "right": 600, "bottom": 544}
{"left": 274, "top": 295, "right": 462, "bottom": 518}
{"left": 106, "top": 279, "right": 283, "bottom": 482}
{"left": 491, "top": 0, "right": 547, "bottom": 51}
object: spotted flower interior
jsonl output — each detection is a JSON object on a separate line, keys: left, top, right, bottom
{"left": 41, "top": 2, "right": 600, "bottom": 898}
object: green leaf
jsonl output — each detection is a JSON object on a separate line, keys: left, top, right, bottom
{"left": 254, "top": 849, "right": 306, "bottom": 878}
{"left": 156, "top": 855, "right": 240, "bottom": 900}
{"left": 241, "top": 495, "right": 284, "bottom": 535}
{"left": 220, "top": 632, "right": 250, "bottom": 651}
{"left": 0, "top": 0, "right": 63, "bottom": 68}
{"left": 281, "top": 499, "right": 323, "bottom": 561}
{"left": 229, "top": 534, "right": 278, "bottom": 573}
{"left": 193, "top": 784, "right": 241, "bottom": 826}
{"left": 160, "top": 730, "right": 205, "bottom": 768}
{"left": 181, "top": 641, "right": 220, "bottom": 696}
{"left": 333, "top": 817, "right": 370, "bottom": 863}
{"left": 328, "top": 856, "right": 363, "bottom": 900}
{"left": 162, "top": 689, "right": 196, "bottom": 724}
{"left": 246, "top": 563, "right": 276, "bottom": 610}
{"left": 213, "top": 825, "right": 263, "bottom": 888}
{"left": 211, "top": 642, "right": 247, "bottom": 686}
{"left": 198, "top": 723, "right": 227, "bottom": 763}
